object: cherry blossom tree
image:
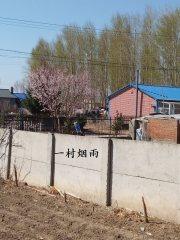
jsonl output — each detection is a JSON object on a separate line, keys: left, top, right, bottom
{"left": 28, "top": 66, "right": 93, "bottom": 116}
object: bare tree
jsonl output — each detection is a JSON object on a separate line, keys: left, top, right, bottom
{"left": 13, "top": 80, "right": 26, "bottom": 93}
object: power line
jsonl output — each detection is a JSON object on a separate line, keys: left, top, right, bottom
{"left": 0, "top": 20, "right": 58, "bottom": 31}
{"left": 0, "top": 49, "right": 136, "bottom": 68}
{"left": 0, "top": 16, "right": 178, "bottom": 39}
{"left": 0, "top": 48, "right": 179, "bottom": 71}
{"left": 0, "top": 16, "right": 67, "bottom": 28}
{"left": 0, "top": 47, "right": 177, "bottom": 70}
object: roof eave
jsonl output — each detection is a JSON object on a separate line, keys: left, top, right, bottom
{"left": 107, "top": 84, "right": 132, "bottom": 100}
{"left": 156, "top": 99, "right": 180, "bottom": 102}
{"left": 0, "top": 96, "right": 17, "bottom": 99}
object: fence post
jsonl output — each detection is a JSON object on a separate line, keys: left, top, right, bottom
{"left": 48, "top": 133, "right": 55, "bottom": 186}
{"left": 134, "top": 119, "right": 138, "bottom": 140}
{"left": 106, "top": 138, "right": 113, "bottom": 206}
{"left": 7, "top": 127, "right": 13, "bottom": 179}
{"left": 19, "top": 110, "right": 24, "bottom": 130}
{"left": 110, "top": 117, "right": 112, "bottom": 135}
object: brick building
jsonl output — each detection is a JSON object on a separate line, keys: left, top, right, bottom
{"left": 131, "top": 115, "right": 180, "bottom": 144}
{"left": 146, "top": 116, "right": 180, "bottom": 143}
{"left": 108, "top": 83, "right": 180, "bottom": 119}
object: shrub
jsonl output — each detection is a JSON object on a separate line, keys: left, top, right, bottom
{"left": 112, "top": 113, "right": 124, "bottom": 134}
{"left": 76, "top": 115, "right": 87, "bottom": 129}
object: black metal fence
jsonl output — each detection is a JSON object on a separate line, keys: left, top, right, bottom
{"left": 0, "top": 114, "right": 131, "bottom": 136}
{"left": 0, "top": 115, "right": 64, "bottom": 132}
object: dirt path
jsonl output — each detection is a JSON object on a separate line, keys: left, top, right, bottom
{"left": 0, "top": 181, "right": 179, "bottom": 240}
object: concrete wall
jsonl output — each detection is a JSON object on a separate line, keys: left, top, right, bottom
{"left": 112, "top": 139, "right": 180, "bottom": 223}
{"left": 11, "top": 130, "right": 50, "bottom": 187}
{"left": 1, "top": 128, "right": 180, "bottom": 223}
{"left": 54, "top": 134, "right": 109, "bottom": 205}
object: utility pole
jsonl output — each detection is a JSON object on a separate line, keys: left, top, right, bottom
{"left": 135, "top": 69, "right": 140, "bottom": 118}
{"left": 134, "top": 28, "right": 140, "bottom": 119}
{"left": 105, "top": 61, "right": 108, "bottom": 108}
{"left": 134, "top": 69, "right": 140, "bottom": 141}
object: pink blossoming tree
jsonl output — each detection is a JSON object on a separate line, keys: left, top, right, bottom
{"left": 28, "top": 66, "right": 93, "bottom": 116}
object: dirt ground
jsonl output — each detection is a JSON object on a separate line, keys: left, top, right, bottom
{"left": 0, "top": 181, "right": 180, "bottom": 240}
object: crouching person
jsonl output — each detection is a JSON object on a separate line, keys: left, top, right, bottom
{"left": 74, "top": 121, "right": 84, "bottom": 136}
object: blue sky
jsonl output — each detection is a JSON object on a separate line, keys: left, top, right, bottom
{"left": 0, "top": 0, "right": 179, "bottom": 89}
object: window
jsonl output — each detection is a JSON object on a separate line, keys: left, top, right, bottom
{"left": 158, "top": 101, "right": 180, "bottom": 115}
{"left": 173, "top": 104, "right": 180, "bottom": 114}
{"left": 158, "top": 102, "right": 170, "bottom": 115}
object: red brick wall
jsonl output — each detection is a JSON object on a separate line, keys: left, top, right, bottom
{"left": 109, "top": 87, "right": 155, "bottom": 119}
{"left": 147, "top": 118, "right": 180, "bottom": 143}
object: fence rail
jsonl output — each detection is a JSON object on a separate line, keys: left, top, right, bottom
{"left": 0, "top": 114, "right": 131, "bottom": 136}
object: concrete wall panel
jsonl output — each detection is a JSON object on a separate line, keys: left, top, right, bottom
{"left": 54, "top": 134, "right": 109, "bottom": 205}
{"left": 11, "top": 130, "right": 50, "bottom": 187}
{"left": 112, "top": 139, "right": 180, "bottom": 223}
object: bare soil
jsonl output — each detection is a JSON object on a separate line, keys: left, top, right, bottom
{"left": 0, "top": 181, "right": 180, "bottom": 240}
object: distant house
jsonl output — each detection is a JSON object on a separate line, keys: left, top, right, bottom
{"left": 0, "top": 88, "right": 18, "bottom": 113}
{"left": 108, "top": 83, "right": 180, "bottom": 119}
{"left": 14, "top": 92, "right": 27, "bottom": 102}
{"left": 0, "top": 87, "right": 27, "bottom": 114}
{"left": 13, "top": 92, "right": 27, "bottom": 109}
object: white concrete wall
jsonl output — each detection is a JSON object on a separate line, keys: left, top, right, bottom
{"left": 112, "top": 139, "right": 180, "bottom": 223}
{"left": 11, "top": 130, "right": 50, "bottom": 187}
{"left": 54, "top": 134, "right": 109, "bottom": 205}
{"left": 1, "top": 128, "right": 180, "bottom": 224}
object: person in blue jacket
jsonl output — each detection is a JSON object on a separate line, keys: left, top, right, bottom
{"left": 74, "top": 121, "right": 84, "bottom": 135}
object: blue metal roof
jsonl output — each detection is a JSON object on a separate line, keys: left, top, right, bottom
{"left": 108, "top": 83, "right": 180, "bottom": 102}
{"left": 14, "top": 93, "right": 27, "bottom": 101}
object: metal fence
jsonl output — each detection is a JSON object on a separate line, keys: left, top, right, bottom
{"left": 85, "top": 118, "right": 130, "bottom": 136}
{"left": 0, "top": 114, "right": 131, "bottom": 136}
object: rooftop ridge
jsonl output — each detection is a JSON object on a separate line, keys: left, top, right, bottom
{"left": 14, "top": 92, "right": 26, "bottom": 94}
{"left": 131, "top": 82, "right": 180, "bottom": 88}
